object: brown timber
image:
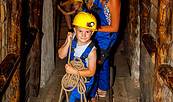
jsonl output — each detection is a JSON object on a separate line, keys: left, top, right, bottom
{"left": 154, "top": 0, "right": 172, "bottom": 101}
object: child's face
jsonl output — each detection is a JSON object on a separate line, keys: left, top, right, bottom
{"left": 86, "top": 0, "right": 93, "bottom": 10}
{"left": 73, "top": 1, "right": 82, "bottom": 10}
{"left": 74, "top": 26, "right": 94, "bottom": 45}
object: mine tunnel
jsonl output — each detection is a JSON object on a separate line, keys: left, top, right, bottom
{"left": 0, "top": 0, "right": 173, "bottom": 102}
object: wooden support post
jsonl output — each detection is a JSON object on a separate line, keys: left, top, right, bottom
{"left": 5, "top": 0, "right": 22, "bottom": 101}
{"left": 154, "top": 0, "right": 172, "bottom": 101}
{"left": 8, "top": 0, "right": 21, "bottom": 55}
{"left": 0, "top": 0, "right": 7, "bottom": 61}
{"left": 26, "top": 0, "right": 43, "bottom": 98}
{"left": 140, "top": 1, "right": 155, "bottom": 101}
{"left": 0, "top": 1, "right": 2, "bottom": 62}
{"left": 141, "top": 0, "right": 156, "bottom": 63}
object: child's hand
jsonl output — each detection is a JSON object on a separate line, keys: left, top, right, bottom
{"left": 57, "top": 5, "right": 61, "bottom": 10}
{"left": 67, "top": 32, "right": 73, "bottom": 43}
{"left": 65, "top": 63, "right": 76, "bottom": 74}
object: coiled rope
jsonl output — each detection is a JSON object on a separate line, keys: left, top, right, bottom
{"left": 58, "top": 39, "right": 87, "bottom": 102}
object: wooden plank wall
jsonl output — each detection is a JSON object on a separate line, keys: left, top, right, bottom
{"left": 126, "top": 0, "right": 173, "bottom": 101}
{"left": 7, "top": 0, "right": 21, "bottom": 55}
{"left": 0, "top": 0, "right": 22, "bottom": 102}
{"left": 140, "top": 0, "right": 155, "bottom": 102}
{"left": 127, "top": 0, "right": 140, "bottom": 87}
{"left": 24, "top": 0, "right": 43, "bottom": 101}
{"left": 7, "top": 0, "right": 22, "bottom": 101}
{"left": 154, "top": 0, "right": 173, "bottom": 101}
{"left": 0, "top": 0, "right": 8, "bottom": 62}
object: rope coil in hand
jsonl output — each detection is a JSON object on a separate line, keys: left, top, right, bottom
{"left": 58, "top": 38, "right": 88, "bottom": 102}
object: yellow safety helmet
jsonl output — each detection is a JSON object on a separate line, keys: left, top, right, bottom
{"left": 85, "top": 0, "right": 95, "bottom": 4}
{"left": 72, "top": 12, "right": 97, "bottom": 31}
{"left": 71, "top": 0, "right": 84, "bottom": 3}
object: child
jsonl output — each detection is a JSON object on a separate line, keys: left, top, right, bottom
{"left": 58, "top": 12, "right": 97, "bottom": 102}
{"left": 59, "top": 0, "right": 72, "bottom": 32}
{"left": 58, "top": 0, "right": 84, "bottom": 16}
{"left": 85, "top": 0, "right": 94, "bottom": 11}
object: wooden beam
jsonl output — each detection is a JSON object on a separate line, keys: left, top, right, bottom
{"left": 158, "top": 64, "right": 173, "bottom": 93}
{"left": 154, "top": 0, "right": 172, "bottom": 101}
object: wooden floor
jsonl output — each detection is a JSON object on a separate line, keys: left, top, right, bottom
{"left": 29, "top": 14, "right": 140, "bottom": 102}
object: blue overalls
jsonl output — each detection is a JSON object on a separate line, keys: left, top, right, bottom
{"left": 67, "top": 36, "right": 96, "bottom": 102}
{"left": 75, "top": 10, "right": 78, "bottom": 15}
{"left": 90, "top": 0, "right": 118, "bottom": 96}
